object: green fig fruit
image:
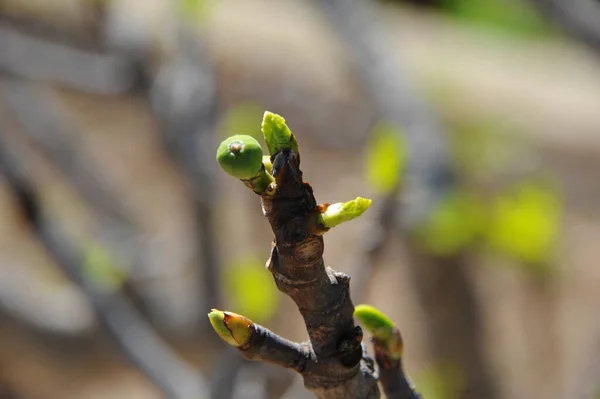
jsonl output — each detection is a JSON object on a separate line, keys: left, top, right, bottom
{"left": 217, "top": 135, "right": 264, "bottom": 180}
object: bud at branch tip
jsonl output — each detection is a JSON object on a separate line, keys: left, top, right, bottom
{"left": 208, "top": 309, "right": 254, "bottom": 347}
{"left": 261, "top": 111, "right": 299, "bottom": 156}
{"left": 318, "top": 197, "right": 372, "bottom": 229}
{"left": 354, "top": 304, "right": 403, "bottom": 358}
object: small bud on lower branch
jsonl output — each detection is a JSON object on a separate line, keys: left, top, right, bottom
{"left": 354, "top": 304, "right": 402, "bottom": 358}
{"left": 318, "top": 197, "right": 373, "bottom": 230}
{"left": 208, "top": 309, "right": 254, "bottom": 347}
{"left": 355, "top": 305, "right": 421, "bottom": 399}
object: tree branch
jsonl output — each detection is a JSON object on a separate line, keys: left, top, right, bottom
{"left": 213, "top": 115, "right": 380, "bottom": 398}
{"left": 373, "top": 341, "right": 420, "bottom": 399}
{"left": 0, "top": 131, "right": 207, "bottom": 399}
{"left": 238, "top": 324, "right": 312, "bottom": 372}
{"left": 528, "top": 0, "right": 600, "bottom": 54}
{"left": 315, "top": 0, "right": 455, "bottom": 228}
{"left": 0, "top": 20, "right": 137, "bottom": 95}
{"left": 148, "top": 31, "right": 221, "bottom": 333}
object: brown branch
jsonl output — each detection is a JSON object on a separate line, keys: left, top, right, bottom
{"left": 315, "top": 0, "right": 496, "bottom": 396}
{"left": 372, "top": 340, "right": 420, "bottom": 399}
{"left": 238, "top": 324, "right": 313, "bottom": 372}
{"left": 248, "top": 150, "right": 379, "bottom": 399}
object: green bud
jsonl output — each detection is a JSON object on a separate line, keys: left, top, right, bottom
{"left": 261, "top": 111, "right": 299, "bottom": 156}
{"left": 318, "top": 197, "right": 372, "bottom": 229}
{"left": 216, "top": 135, "right": 264, "bottom": 180}
{"left": 208, "top": 309, "right": 254, "bottom": 347}
{"left": 354, "top": 304, "right": 403, "bottom": 358}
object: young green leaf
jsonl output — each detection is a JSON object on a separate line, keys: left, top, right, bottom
{"left": 354, "top": 304, "right": 403, "bottom": 358}
{"left": 354, "top": 304, "right": 395, "bottom": 341}
{"left": 318, "top": 197, "right": 373, "bottom": 229}
{"left": 208, "top": 309, "right": 254, "bottom": 347}
{"left": 261, "top": 111, "right": 299, "bottom": 156}
{"left": 365, "top": 123, "right": 406, "bottom": 195}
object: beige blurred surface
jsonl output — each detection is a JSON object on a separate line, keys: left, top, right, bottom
{"left": 0, "top": 1, "right": 599, "bottom": 399}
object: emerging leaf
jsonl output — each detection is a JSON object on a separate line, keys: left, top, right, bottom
{"left": 208, "top": 309, "right": 254, "bottom": 347}
{"left": 354, "top": 304, "right": 395, "bottom": 341}
{"left": 354, "top": 304, "right": 403, "bottom": 358}
{"left": 318, "top": 197, "right": 372, "bottom": 229}
{"left": 261, "top": 111, "right": 299, "bottom": 156}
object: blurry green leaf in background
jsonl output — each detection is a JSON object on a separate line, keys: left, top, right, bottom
{"left": 486, "top": 180, "right": 562, "bottom": 267}
{"left": 82, "top": 244, "right": 126, "bottom": 293}
{"left": 449, "top": 118, "right": 522, "bottom": 182}
{"left": 224, "top": 255, "right": 278, "bottom": 324}
{"left": 413, "top": 361, "right": 466, "bottom": 399}
{"left": 178, "top": 0, "right": 216, "bottom": 25}
{"left": 219, "top": 102, "right": 267, "bottom": 142}
{"left": 365, "top": 123, "right": 406, "bottom": 195}
{"left": 414, "top": 189, "right": 485, "bottom": 256}
{"left": 439, "top": 0, "right": 554, "bottom": 38}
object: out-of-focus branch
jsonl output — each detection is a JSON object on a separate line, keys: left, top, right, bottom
{"left": 351, "top": 191, "right": 398, "bottom": 302}
{"left": 0, "top": 132, "right": 207, "bottom": 399}
{"left": 0, "top": 77, "right": 144, "bottom": 275}
{"left": 0, "top": 21, "right": 137, "bottom": 95}
{"left": 0, "top": 78, "right": 132, "bottom": 225}
{"left": 315, "top": 1, "right": 496, "bottom": 397}
{"left": 315, "top": 0, "right": 455, "bottom": 228}
{"left": 528, "top": 0, "right": 600, "bottom": 54}
{"left": 148, "top": 31, "right": 221, "bottom": 333}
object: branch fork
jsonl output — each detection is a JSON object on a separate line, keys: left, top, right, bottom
{"left": 212, "top": 111, "right": 419, "bottom": 399}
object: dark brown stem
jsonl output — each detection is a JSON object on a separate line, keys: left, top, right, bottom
{"left": 373, "top": 341, "right": 420, "bottom": 399}
{"left": 238, "top": 324, "right": 313, "bottom": 373}
{"left": 255, "top": 150, "right": 379, "bottom": 399}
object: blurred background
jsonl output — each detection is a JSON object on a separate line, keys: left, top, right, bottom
{"left": 0, "top": 0, "right": 599, "bottom": 398}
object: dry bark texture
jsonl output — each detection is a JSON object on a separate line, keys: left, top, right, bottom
{"left": 243, "top": 148, "right": 380, "bottom": 399}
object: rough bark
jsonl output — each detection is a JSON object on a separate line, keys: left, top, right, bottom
{"left": 245, "top": 149, "right": 380, "bottom": 398}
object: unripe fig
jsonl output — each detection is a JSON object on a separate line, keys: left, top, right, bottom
{"left": 216, "top": 135, "right": 264, "bottom": 180}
